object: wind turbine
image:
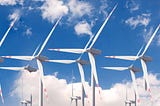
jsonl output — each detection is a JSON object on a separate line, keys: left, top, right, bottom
{"left": 46, "top": 35, "right": 94, "bottom": 106}
{"left": 48, "top": 4, "right": 118, "bottom": 106}
{"left": 102, "top": 66, "right": 140, "bottom": 106}
{"left": 21, "top": 95, "right": 32, "bottom": 106}
{"left": 125, "top": 86, "right": 136, "bottom": 106}
{"left": 1, "top": 17, "right": 62, "bottom": 106}
{"left": 0, "top": 65, "right": 36, "bottom": 105}
{"left": 105, "top": 24, "right": 160, "bottom": 97}
{"left": 69, "top": 71, "right": 81, "bottom": 106}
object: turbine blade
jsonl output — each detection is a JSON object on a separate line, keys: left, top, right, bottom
{"left": 136, "top": 44, "right": 144, "bottom": 57}
{"left": 32, "top": 44, "right": 40, "bottom": 56}
{"left": 0, "top": 67, "right": 25, "bottom": 71}
{"left": 130, "top": 70, "right": 140, "bottom": 104}
{"left": 1, "top": 56, "right": 34, "bottom": 61}
{"left": 102, "top": 67, "right": 129, "bottom": 71}
{"left": 78, "top": 35, "right": 94, "bottom": 59}
{"left": 0, "top": 84, "right": 4, "bottom": 104}
{"left": 141, "top": 24, "right": 160, "bottom": 56}
{"left": 48, "top": 48, "right": 84, "bottom": 54}
{"left": 140, "top": 59, "right": 151, "bottom": 93}
{"left": 77, "top": 63, "right": 89, "bottom": 98}
{"left": 77, "top": 63, "right": 86, "bottom": 86}
{"left": 0, "top": 17, "right": 18, "bottom": 47}
{"left": 88, "top": 52, "right": 99, "bottom": 86}
{"left": 45, "top": 60, "right": 76, "bottom": 64}
{"left": 37, "top": 17, "right": 61, "bottom": 56}
{"left": 105, "top": 56, "right": 138, "bottom": 61}
{"left": 89, "top": 4, "right": 118, "bottom": 49}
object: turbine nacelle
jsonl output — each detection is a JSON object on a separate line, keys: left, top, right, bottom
{"left": 140, "top": 56, "right": 152, "bottom": 62}
{"left": 125, "top": 100, "right": 136, "bottom": 104}
{"left": 24, "top": 66, "right": 37, "bottom": 72}
{"left": 87, "top": 48, "right": 101, "bottom": 55}
{"left": 129, "top": 66, "right": 140, "bottom": 73}
{"left": 71, "top": 96, "right": 81, "bottom": 100}
{"left": 36, "top": 55, "right": 48, "bottom": 62}
{"left": 21, "top": 100, "right": 31, "bottom": 104}
{"left": 76, "top": 59, "right": 89, "bottom": 65}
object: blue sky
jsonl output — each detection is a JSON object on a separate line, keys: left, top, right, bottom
{"left": 0, "top": 0, "right": 160, "bottom": 106}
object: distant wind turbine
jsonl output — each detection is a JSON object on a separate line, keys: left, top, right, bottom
{"left": 125, "top": 85, "right": 136, "bottom": 106}
{"left": 21, "top": 95, "right": 32, "bottom": 106}
{"left": 70, "top": 71, "right": 81, "bottom": 106}
{"left": 105, "top": 24, "right": 160, "bottom": 98}
{"left": 1, "top": 17, "right": 62, "bottom": 106}
{"left": 48, "top": 4, "right": 118, "bottom": 106}
{"left": 102, "top": 65, "right": 140, "bottom": 105}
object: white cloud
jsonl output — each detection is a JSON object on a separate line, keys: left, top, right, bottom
{"left": 0, "top": 0, "right": 16, "bottom": 5}
{"left": 68, "top": 0, "right": 93, "bottom": 20}
{"left": 125, "top": 0, "right": 139, "bottom": 12}
{"left": 25, "top": 28, "right": 32, "bottom": 36}
{"left": 40, "top": 0, "right": 68, "bottom": 23}
{"left": 0, "top": 0, "right": 23, "bottom": 6}
{"left": 143, "top": 27, "right": 154, "bottom": 43}
{"left": 10, "top": 71, "right": 160, "bottom": 106}
{"left": 99, "top": 0, "right": 109, "bottom": 17}
{"left": 125, "top": 13, "right": 151, "bottom": 29}
{"left": 8, "top": 9, "right": 21, "bottom": 22}
{"left": 74, "top": 21, "right": 93, "bottom": 36}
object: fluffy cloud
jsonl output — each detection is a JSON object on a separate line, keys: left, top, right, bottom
{"left": 99, "top": 0, "right": 109, "bottom": 17}
{"left": 125, "top": 13, "right": 151, "bottom": 29}
{"left": 24, "top": 28, "right": 32, "bottom": 36}
{"left": 74, "top": 21, "right": 93, "bottom": 36}
{"left": 125, "top": 0, "right": 139, "bottom": 12}
{"left": 142, "top": 27, "right": 154, "bottom": 43}
{"left": 68, "top": 0, "right": 93, "bottom": 20}
{"left": 40, "top": 0, "right": 68, "bottom": 23}
{"left": 10, "top": 71, "right": 160, "bottom": 106}
{"left": 8, "top": 9, "right": 21, "bottom": 22}
{"left": 0, "top": 0, "right": 23, "bottom": 6}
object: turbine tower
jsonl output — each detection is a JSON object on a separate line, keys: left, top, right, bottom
{"left": 48, "top": 4, "right": 118, "bottom": 106}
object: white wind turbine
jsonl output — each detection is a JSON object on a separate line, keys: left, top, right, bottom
{"left": 46, "top": 36, "right": 94, "bottom": 106}
{"left": 125, "top": 85, "right": 136, "bottom": 106}
{"left": 102, "top": 66, "right": 140, "bottom": 106}
{"left": 48, "top": 4, "right": 118, "bottom": 106}
{"left": 0, "top": 65, "right": 37, "bottom": 106}
{"left": 1, "top": 17, "right": 62, "bottom": 106}
{"left": 105, "top": 24, "right": 160, "bottom": 97}
{"left": 69, "top": 71, "right": 81, "bottom": 106}
{"left": 21, "top": 95, "right": 32, "bottom": 106}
